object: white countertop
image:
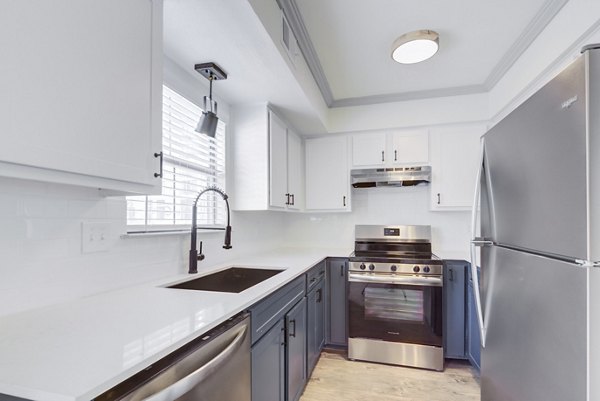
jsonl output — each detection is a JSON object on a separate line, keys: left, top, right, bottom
{"left": 0, "top": 247, "right": 350, "bottom": 401}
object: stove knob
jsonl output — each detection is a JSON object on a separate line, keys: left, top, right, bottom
{"left": 369, "top": 264, "right": 375, "bottom": 271}
{"left": 413, "top": 265, "right": 420, "bottom": 273}
{"left": 423, "top": 266, "right": 431, "bottom": 273}
{"left": 359, "top": 263, "right": 366, "bottom": 270}
{"left": 390, "top": 265, "right": 397, "bottom": 272}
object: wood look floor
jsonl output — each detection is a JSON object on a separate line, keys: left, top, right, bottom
{"left": 300, "top": 351, "right": 481, "bottom": 401}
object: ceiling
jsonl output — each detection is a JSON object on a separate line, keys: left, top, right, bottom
{"left": 282, "top": 0, "right": 568, "bottom": 107}
{"left": 163, "top": 0, "right": 569, "bottom": 132}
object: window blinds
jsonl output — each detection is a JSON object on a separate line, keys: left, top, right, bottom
{"left": 127, "top": 86, "right": 226, "bottom": 230}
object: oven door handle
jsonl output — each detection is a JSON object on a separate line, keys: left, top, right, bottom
{"left": 348, "top": 273, "right": 442, "bottom": 287}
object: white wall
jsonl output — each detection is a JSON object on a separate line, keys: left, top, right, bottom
{"left": 284, "top": 186, "right": 471, "bottom": 259}
{"left": 0, "top": 177, "right": 286, "bottom": 318}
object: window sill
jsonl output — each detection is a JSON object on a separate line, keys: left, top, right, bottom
{"left": 122, "top": 228, "right": 225, "bottom": 238}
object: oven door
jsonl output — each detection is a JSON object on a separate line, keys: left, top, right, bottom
{"left": 348, "top": 273, "right": 443, "bottom": 348}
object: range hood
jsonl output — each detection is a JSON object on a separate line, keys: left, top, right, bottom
{"left": 351, "top": 166, "right": 431, "bottom": 188}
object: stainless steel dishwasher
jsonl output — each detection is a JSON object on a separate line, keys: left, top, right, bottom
{"left": 95, "top": 312, "right": 250, "bottom": 401}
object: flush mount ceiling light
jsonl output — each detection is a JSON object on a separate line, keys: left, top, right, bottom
{"left": 194, "top": 62, "right": 227, "bottom": 138}
{"left": 391, "top": 30, "right": 439, "bottom": 64}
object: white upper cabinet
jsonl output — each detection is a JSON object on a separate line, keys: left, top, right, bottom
{"left": 232, "top": 105, "right": 303, "bottom": 211}
{"left": 351, "top": 133, "right": 387, "bottom": 166}
{"left": 430, "top": 124, "right": 485, "bottom": 210}
{"left": 287, "top": 129, "right": 304, "bottom": 210}
{"left": 351, "top": 130, "right": 428, "bottom": 168}
{"left": 305, "top": 136, "right": 350, "bottom": 212}
{"left": 0, "top": 0, "right": 163, "bottom": 194}
{"left": 269, "top": 112, "right": 289, "bottom": 208}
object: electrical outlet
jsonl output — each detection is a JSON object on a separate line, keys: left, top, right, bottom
{"left": 81, "top": 222, "right": 111, "bottom": 253}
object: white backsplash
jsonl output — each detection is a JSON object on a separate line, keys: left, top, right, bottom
{"left": 0, "top": 177, "right": 286, "bottom": 317}
{"left": 283, "top": 185, "right": 471, "bottom": 259}
{"left": 0, "top": 177, "right": 469, "bottom": 317}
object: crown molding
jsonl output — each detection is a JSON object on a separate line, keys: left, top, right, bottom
{"left": 279, "top": 0, "right": 567, "bottom": 108}
{"left": 483, "top": 0, "right": 568, "bottom": 90}
{"left": 330, "top": 85, "right": 487, "bottom": 108}
{"left": 277, "top": 0, "right": 334, "bottom": 106}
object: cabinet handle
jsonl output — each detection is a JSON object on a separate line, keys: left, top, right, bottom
{"left": 343, "top": 196, "right": 346, "bottom": 207}
{"left": 285, "top": 193, "right": 290, "bottom": 205}
{"left": 449, "top": 268, "right": 454, "bottom": 282}
{"left": 317, "top": 288, "right": 322, "bottom": 303}
{"left": 340, "top": 264, "right": 344, "bottom": 277}
{"left": 394, "top": 150, "right": 397, "bottom": 161}
{"left": 381, "top": 151, "right": 385, "bottom": 162}
{"left": 153, "top": 151, "right": 163, "bottom": 178}
{"left": 288, "top": 319, "right": 296, "bottom": 338}
{"left": 291, "top": 194, "right": 295, "bottom": 206}
{"left": 281, "top": 327, "right": 286, "bottom": 346}
{"left": 437, "top": 193, "right": 441, "bottom": 205}
{"left": 310, "top": 277, "right": 317, "bottom": 284}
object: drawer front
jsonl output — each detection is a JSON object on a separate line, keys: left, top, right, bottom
{"left": 249, "top": 276, "right": 306, "bottom": 344}
{"left": 306, "top": 260, "right": 326, "bottom": 292}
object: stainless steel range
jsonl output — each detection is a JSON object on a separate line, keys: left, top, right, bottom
{"left": 348, "top": 225, "right": 444, "bottom": 371}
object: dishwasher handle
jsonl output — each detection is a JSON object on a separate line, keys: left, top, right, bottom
{"left": 141, "top": 324, "right": 248, "bottom": 401}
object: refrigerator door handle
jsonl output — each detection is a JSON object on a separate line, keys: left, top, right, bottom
{"left": 470, "top": 137, "right": 487, "bottom": 348}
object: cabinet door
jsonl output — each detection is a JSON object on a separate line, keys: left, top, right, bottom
{"left": 326, "top": 258, "right": 348, "bottom": 346}
{"left": 390, "top": 130, "right": 429, "bottom": 165}
{"left": 252, "top": 319, "right": 286, "bottom": 401}
{"left": 305, "top": 136, "right": 350, "bottom": 211}
{"left": 287, "top": 130, "right": 304, "bottom": 210}
{"left": 0, "top": 0, "right": 162, "bottom": 193}
{"left": 443, "top": 261, "right": 467, "bottom": 359}
{"left": 307, "top": 279, "right": 325, "bottom": 375}
{"left": 351, "top": 133, "right": 387, "bottom": 167}
{"left": 430, "top": 124, "right": 484, "bottom": 210}
{"left": 286, "top": 298, "right": 307, "bottom": 401}
{"left": 269, "top": 111, "right": 288, "bottom": 209}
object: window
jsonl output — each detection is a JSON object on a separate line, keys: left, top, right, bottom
{"left": 127, "top": 85, "right": 226, "bottom": 232}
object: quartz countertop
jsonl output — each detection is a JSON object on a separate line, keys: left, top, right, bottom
{"left": 0, "top": 247, "right": 350, "bottom": 401}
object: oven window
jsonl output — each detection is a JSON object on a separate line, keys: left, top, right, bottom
{"left": 348, "top": 282, "right": 442, "bottom": 347}
{"left": 364, "top": 287, "right": 424, "bottom": 322}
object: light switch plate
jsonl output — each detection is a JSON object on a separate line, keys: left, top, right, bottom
{"left": 81, "top": 222, "right": 111, "bottom": 253}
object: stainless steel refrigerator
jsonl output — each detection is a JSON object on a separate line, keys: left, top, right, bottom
{"left": 470, "top": 45, "right": 600, "bottom": 401}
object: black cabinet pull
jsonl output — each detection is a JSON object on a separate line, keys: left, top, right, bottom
{"left": 343, "top": 196, "right": 346, "bottom": 207}
{"left": 317, "top": 289, "right": 322, "bottom": 303}
{"left": 437, "top": 193, "right": 441, "bottom": 205}
{"left": 310, "top": 277, "right": 317, "bottom": 283}
{"left": 153, "top": 151, "right": 163, "bottom": 178}
{"left": 449, "top": 268, "right": 454, "bottom": 282}
{"left": 291, "top": 194, "right": 295, "bottom": 206}
{"left": 281, "top": 327, "right": 286, "bottom": 346}
{"left": 285, "top": 193, "right": 290, "bottom": 205}
{"left": 394, "top": 150, "right": 397, "bottom": 161}
{"left": 288, "top": 319, "right": 296, "bottom": 337}
{"left": 381, "top": 151, "right": 385, "bottom": 162}
{"left": 340, "top": 264, "right": 344, "bottom": 277}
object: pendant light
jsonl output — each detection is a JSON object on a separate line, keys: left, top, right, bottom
{"left": 391, "top": 30, "right": 439, "bottom": 64}
{"left": 194, "top": 62, "right": 227, "bottom": 138}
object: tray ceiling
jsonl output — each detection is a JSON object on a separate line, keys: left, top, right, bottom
{"left": 280, "top": 0, "right": 568, "bottom": 107}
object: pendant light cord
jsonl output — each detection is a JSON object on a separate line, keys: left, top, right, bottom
{"left": 208, "top": 73, "right": 214, "bottom": 113}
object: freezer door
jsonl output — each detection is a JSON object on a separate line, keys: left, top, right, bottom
{"left": 483, "top": 55, "right": 587, "bottom": 259}
{"left": 481, "top": 246, "right": 586, "bottom": 401}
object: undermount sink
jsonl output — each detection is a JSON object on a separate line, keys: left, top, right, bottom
{"left": 167, "top": 267, "right": 284, "bottom": 293}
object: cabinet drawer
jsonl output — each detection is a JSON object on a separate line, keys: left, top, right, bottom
{"left": 249, "top": 276, "right": 306, "bottom": 344}
{"left": 306, "top": 261, "right": 326, "bottom": 292}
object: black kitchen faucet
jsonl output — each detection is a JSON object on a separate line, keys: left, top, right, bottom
{"left": 189, "top": 186, "right": 232, "bottom": 274}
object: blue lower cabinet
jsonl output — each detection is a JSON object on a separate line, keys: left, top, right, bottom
{"left": 251, "top": 319, "right": 286, "bottom": 401}
{"left": 307, "top": 278, "right": 325, "bottom": 376}
{"left": 443, "top": 260, "right": 467, "bottom": 359}
{"left": 467, "top": 266, "right": 481, "bottom": 372}
{"left": 286, "top": 298, "right": 307, "bottom": 401}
